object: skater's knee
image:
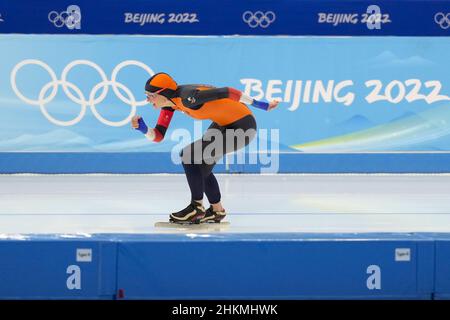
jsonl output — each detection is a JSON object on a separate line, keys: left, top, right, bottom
{"left": 200, "top": 164, "right": 214, "bottom": 178}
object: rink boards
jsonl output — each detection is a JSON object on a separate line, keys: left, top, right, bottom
{"left": 0, "top": 232, "right": 449, "bottom": 300}
{"left": 3, "top": 153, "right": 450, "bottom": 174}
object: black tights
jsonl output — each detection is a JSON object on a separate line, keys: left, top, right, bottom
{"left": 180, "top": 115, "right": 256, "bottom": 204}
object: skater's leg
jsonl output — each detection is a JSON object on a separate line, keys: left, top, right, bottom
{"left": 170, "top": 163, "right": 205, "bottom": 223}
{"left": 182, "top": 162, "right": 204, "bottom": 203}
{"left": 180, "top": 136, "right": 209, "bottom": 202}
{"left": 201, "top": 115, "right": 257, "bottom": 222}
{"left": 204, "top": 172, "right": 222, "bottom": 207}
{"left": 172, "top": 116, "right": 256, "bottom": 223}
{"left": 169, "top": 143, "right": 206, "bottom": 223}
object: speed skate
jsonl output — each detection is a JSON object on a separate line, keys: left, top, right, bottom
{"left": 155, "top": 221, "right": 230, "bottom": 229}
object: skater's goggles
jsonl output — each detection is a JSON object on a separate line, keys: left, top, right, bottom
{"left": 145, "top": 87, "right": 166, "bottom": 101}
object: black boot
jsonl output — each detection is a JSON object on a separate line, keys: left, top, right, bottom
{"left": 200, "top": 206, "right": 226, "bottom": 223}
{"left": 170, "top": 201, "right": 205, "bottom": 224}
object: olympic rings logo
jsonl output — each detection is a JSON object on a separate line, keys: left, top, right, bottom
{"left": 10, "top": 59, "right": 154, "bottom": 127}
{"left": 434, "top": 12, "right": 450, "bottom": 30}
{"left": 48, "top": 5, "right": 82, "bottom": 29}
{"left": 242, "top": 11, "right": 276, "bottom": 28}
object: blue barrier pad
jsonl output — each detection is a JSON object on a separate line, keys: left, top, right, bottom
{"left": 115, "top": 233, "right": 434, "bottom": 300}
{"left": 423, "top": 234, "right": 450, "bottom": 300}
{"left": 1, "top": 233, "right": 448, "bottom": 299}
{"left": 0, "top": 237, "right": 117, "bottom": 299}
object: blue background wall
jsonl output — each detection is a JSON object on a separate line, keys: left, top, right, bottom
{"left": 0, "top": 0, "right": 449, "bottom": 172}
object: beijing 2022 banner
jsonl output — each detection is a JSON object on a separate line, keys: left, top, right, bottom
{"left": 0, "top": 35, "right": 450, "bottom": 153}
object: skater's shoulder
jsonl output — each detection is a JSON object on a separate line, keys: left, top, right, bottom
{"left": 177, "top": 84, "right": 216, "bottom": 94}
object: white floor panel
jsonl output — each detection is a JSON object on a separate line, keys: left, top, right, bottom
{"left": 1, "top": 174, "right": 449, "bottom": 234}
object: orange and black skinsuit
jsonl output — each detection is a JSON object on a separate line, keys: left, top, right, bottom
{"left": 141, "top": 73, "right": 269, "bottom": 208}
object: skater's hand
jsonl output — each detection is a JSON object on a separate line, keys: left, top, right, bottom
{"left": 268, "top": 100, "right": 280, "bottom": 111}
{"left": 131, "top": 115, "right": 148, "bottom": 134}
{"left": 131, "top": 115, "right": 141, "bottom": 129}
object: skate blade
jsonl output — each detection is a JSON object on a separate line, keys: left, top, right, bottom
{"left": 200, "top": 216, "right": 227, "bottom": 224}
{"left": 154, "top": 221, "right": 230, "bottom": 229}
{"left": 169, "top": 218, "right": 201, "bottom": 225}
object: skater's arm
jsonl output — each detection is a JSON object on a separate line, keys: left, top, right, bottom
{"left": 131, "top": 107, "right": 174, "bottom": 142}
{"left": 152, "top": 107, "right": 175, "bottom": 142}
{"left": 226, "top": 87, "right": 281, "bottom": 111}
{"left": 182, "top": 87, "right": 278, "bottom": 111}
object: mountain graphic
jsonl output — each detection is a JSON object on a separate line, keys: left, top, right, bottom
{"left": 0, "top": 128, "right": 289, "bottom": 153}
{"left": 0, "top": 129, "right": 96, "bottom": 152}
{"left": 0, "top": 129, "right": 183, "bottom": 152}
{"left": 290, "top": 104, "right": 450, "bottom": 152}
{"left": 94, "top": 138, "right": 181, "bottom": 152}
{"left": 332, "top": 115, "right": 374, "bottom": 136}
{"left": 368, "top": 51, "right": 435, "bottom": 68}
{"left": 389, "top": 111, "right": 419, "bottom": 123}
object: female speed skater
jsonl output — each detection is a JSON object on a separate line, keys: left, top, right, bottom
{"left": 132, "top": 72, "right": 279, "bottom": 224}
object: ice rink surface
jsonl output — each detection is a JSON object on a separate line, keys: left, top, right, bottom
{"left": 1, "top": 174, "right": 449, "bottom": 234}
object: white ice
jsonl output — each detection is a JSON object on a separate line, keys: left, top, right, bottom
{"left": 0, "top": 174, "right": 449, "bottom": 234}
